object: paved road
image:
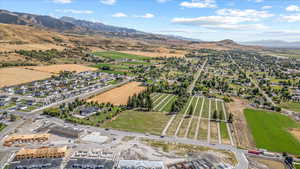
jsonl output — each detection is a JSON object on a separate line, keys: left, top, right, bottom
{"left": 187, "top": 59, "right": 207, "bottom": 94}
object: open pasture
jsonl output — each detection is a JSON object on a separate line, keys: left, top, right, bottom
{"left": 102, "top": 110, "right": 171, "bottom": 135}
{"left": 244, "top": 108, "right": 300, "bottom": 155}
{"left": 93, "top": 51, "right": 151, "bottom": 60}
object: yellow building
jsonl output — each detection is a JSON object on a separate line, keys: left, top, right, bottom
{"left": 3, "top": 133, "right": 50, "bottom": 147}
{"left": 15, "top": 146, "right": 68, "bottom": 160}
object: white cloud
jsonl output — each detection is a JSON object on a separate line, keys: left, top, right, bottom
{"left": 286, "top": 5, "right": 300, "bottom": 12}
{"left": 52, "top": 0, "right": 72, "bottom": 4}
{"left": 112, "top": 12, "right": 127, "bottom": 17}
{"left": 135, "top": 13, "right": 155, "bottom": 18}
{"left": 171, "top": 8, "right": 272, "bottom": 31}
{"left": 180, "top": 0, "right": 217, "bottom": 8}
{"left": 281, "top": 14, "right": 300, "bottom": 22}
{"left": 56, "top": 9, "right": 93, "bottom": 14}
{"left": 216, "top": 9, "right": 274, "bottom": 18}
{"left": 203, "top": 23, "right": 268, "bottom": 30}
{"left": 262, "top": 6, "right": 272, "bottom": 10}
{"left": 172, "top": 16, "right": 256, "bottom": 25}
{"left": 100, "top": 0, "right": 116, "bottom": 5}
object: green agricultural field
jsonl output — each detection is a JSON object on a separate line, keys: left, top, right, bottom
{"left": 161, "top": 96, "right": 177, "bottom": 112}
{"left": 244, "top": 109, "right": 300, "bottom": 155}
{"left": 92, "top": 63, "right": 130, "bottom": 70}
{"left": 280, "top": 102, "right": 300, "bottom": 113}
{"left": 102, "top": 111, "right": 171, "bottom": 135}
{"left": 93, "top": 51, "right": 151, "bottom": 60}
{"left": 202, "top": 98, "right": 210, "bottom": 118}
{"left": 153, "top": 94, "right": 173, "bottom": 112}
{"left": 220, "top": 122, "right": 229, "bottom": 140}
{"left": 123, "top": 61, "right": 152, "bottom": 65}
{"left": 295, "top": 164, "right": 300, "bottom": 169}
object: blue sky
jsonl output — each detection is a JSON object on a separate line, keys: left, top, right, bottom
{"left": 1, "top": 0, "right": 300, "bottom": 41}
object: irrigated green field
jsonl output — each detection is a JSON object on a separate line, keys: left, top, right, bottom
{"left": 151, "top": 93, "right": 177, "bottom": 112}
{"left": 102, "top": 110, "right": 171, "bottom": 135}
{"left": 244, "top": 109, "right": 300, "bottom": 155}
{"left": 93, "top": 51, "right": 151, "bottom": 60}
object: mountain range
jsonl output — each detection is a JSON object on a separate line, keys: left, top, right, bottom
{"left": 241, "top": 40, "right": 300, "bottom": 48}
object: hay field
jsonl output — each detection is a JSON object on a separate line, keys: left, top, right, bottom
{"left": 244, "top": 108, "right": 300, "bottom": 155}
{"left": 87, "top": 82, "right": 145, "bottom": 105}
{"left": 25, "top": 64, "right": 97, "bottom": 74}
{"left": 121, "top": 49, "right": 186, "bottom": 58}
{"left": 0, "top": 68, "right": 52, "bottom": 88}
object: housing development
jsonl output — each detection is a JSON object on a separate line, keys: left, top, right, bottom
{"left": 1, "top": 2, "right": 300, "bottom": 169}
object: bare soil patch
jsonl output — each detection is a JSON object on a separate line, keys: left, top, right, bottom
{"left": 87, "top": 82, "right": 146, "bottom": 106}
{"left": 0, "top": 44, "right": 64, "bottom": 52}
{"left": 25, "top": 64, "right": 97, "bottom": 74}
{"left": 289, "top": 128, "right": 300, "bottom": 141}
{"left": 248, "top": 157, "right": 285, "bottom": 169}
{"left": 228, "top": 97, "right": 255, "bottom": 148}
{"left": 0, "top": 68, "right": 52, "bottom": 88}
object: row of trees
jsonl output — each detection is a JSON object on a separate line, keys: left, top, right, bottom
{"left": 0, "top": 62, "right": 37, "bottom": 68}
{"left": 170, "top": 94, "right": 189, "bottom": 113}
{"left": 127, "top": 88, "right": 153, "bottom": 110}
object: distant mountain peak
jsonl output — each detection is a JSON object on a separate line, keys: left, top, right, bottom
{"left": 217, "top": 39, "right": 237, "bottom": 45}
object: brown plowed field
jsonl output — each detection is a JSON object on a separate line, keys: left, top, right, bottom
{"left": 87, "top": 82, "right": 146, "bottom": 105}
{"left": 25, "top": 64, "right": 97, "bottom": 74}
{"left": 0, "top": 68, "right": 52, "bottom": 88}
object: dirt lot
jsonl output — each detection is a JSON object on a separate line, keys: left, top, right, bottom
{"left": 87, "top": 82, "right": 145, "bottom": 105}
{"left": 121, "top": 48, "right": 187, "bottom": 58}
{"left": 248, "top": 157, "right": 285, "bottom": 169}
{"left": 0, "top": 67, "right": 52, "bottom": 88}
{"left": 289, "top": 128, "right": 300, "bottom": 141}
{"left": 25, "top": 64, "right": 97, "bottom": 74}
{"left": 228, "top": 97, "right": 255, "bottom": 148}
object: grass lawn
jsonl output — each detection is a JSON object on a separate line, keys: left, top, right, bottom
{"left": 295, "top": 164, "right": 300, "bottom": 169}
{"left": 161, "top": 96, "right": 177, "bottom": 112}
{"left": 220, "top": 121, "right": 229, "bottom": 140}
{"left": 244, "top": 108, "right": 300, "bottom": 155}
{"left": 202, "top": 98, "right": 210, "bottom": 118}
{"left": 93, "top": 51, "right": 151, "bottom": 60}
{"left": 102, "top": 110, "right": 171, "bottom": 135}
{"left": 280, "top": 102, "right": 300, "bottom": 113}
{"left": 123, "top": 61, "right": 152, "bottom": 65}
{"left": 0, "top": 123, "right": 6, "bottom": 132}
